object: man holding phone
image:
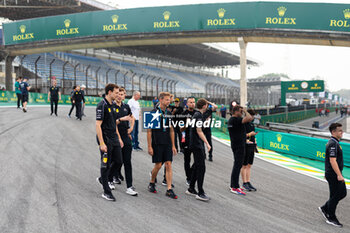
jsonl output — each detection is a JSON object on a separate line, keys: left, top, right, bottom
{"left": 318, "top": 123, "right": 347, "bottom": 227}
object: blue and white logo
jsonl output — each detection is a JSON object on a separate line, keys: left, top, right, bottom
{"left": 143, "top": 110, "right": 162, "bottom": 129}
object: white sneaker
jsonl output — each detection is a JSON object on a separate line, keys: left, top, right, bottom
{"left": 126, "top": 187, "right": 138, "bottom": 196}
{"left": 108, "top": 182, "right": 115, "bottom": 190}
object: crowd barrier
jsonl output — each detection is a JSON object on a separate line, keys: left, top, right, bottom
{"left": 255, "top": 128, "right": 350, "bottom": 167}
{"left": 0, "top": 90, "right": 153, "bottom": 108}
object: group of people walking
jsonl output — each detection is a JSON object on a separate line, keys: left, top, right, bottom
{"left": 95, "top": 83, "right": 259, "bottom": 203}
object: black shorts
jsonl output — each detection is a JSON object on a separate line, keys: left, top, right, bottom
{"left": 243, "top": 144, "right": 255, "bottom": 165}
{"left": 152, "top": 144, "right": 172, "bottom": 163}
{"left": 22, "top": 94, "right": 28, "bottom": 103}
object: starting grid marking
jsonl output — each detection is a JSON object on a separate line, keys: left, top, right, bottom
{"left": 212, "top": 136, "right": 350, "bottom": 189}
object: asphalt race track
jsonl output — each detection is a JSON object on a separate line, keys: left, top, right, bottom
{"left": 0, "top": 106, "right": 349, "bottom": 233}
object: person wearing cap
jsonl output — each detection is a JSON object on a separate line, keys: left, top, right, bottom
{"left": 81, "top": 84, "right": 86, "bottom": 117}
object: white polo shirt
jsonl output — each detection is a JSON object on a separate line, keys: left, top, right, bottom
{"left": 128, "top": 98, "right": 140, "bottom": 120}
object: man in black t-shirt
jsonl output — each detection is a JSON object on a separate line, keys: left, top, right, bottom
{"left": 20, "top": 78, "right": 30, "bottom": 113}
{"left": 203, "top": 101, "right": 217, "bottom": 162}
{"left": 148, "top": 92, "right": 178, "bottom": 199}
{"left": 114, "top": 87, "right": 138, "bottom": 196}
{"left": 48, "top": 80, "right": 61, "bottom": 116}
{"left": 227, "top": 105, "right": 253, "bottom": 196}
{"left": 68, "top": 86, "right": 76, "bottom": 118}
{"left": 180, "top": 97, "right": 197, "bottom": 185}
{"left": 72, "top": 85, "right": 85, "bottom": 120}
{"left": 242, "top": 109, "right": 258, "bottom": 192}
{"left": 319, "top": 123, "right": 347, "bottom": 227}
{"left": 96, "top": 84, "right": 124, "bottom": 202}
{"left": 186, "top": 98, "right": 212, "bottom": 202}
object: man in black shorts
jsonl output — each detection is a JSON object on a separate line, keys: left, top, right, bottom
{"left": 20, "top": 78, "right": 30, "bottom": 113}
{"left": 96, "top": 83, "right": 124, "bottom": 201}
{"left": 241, "top": 109, "right": 258, "bottom": 192}
{"left": 48, "top": 80, "right": 61, "bottom": 116}
{"left": 319, "top": 123, "right": 347, "bottom": 227}
{"left": 114, "top": 87, "right": 138, "bottom": 196}
{"left": 186, "top": 98, "right": 212, "bottom": 201}
{"left": 148, "top": 92, "right": 178, "bottom": 199}
{"left": 227, "top": 105, "right": 253, "bottom": 196}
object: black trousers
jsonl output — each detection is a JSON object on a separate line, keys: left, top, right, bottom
{"left": 322, "top": 175, "right": 347, "bottom": 219}
{"left": 75, "top": 102, "right": 82, "bottom": 119}
{"left": 68, "top": 102, "right": 75, "bottom": 116}
{"left": 174, "top": 127, "right": 183, "bottom": 151}
{"left": 184, "top": 147, "right": 194, "bottom": 182}
{"left": 50, "top": 99, "right": 58, "bottom": 115}
{"left": 116, "top": 135, "right": 133, "bottom": 188}
{"left": 16, "top": 93, "right": 22, "bottom": 108}
{"left": 204, "top": 129, "right": 213, "bottom": 158}
{"left": 100, "top": 144, "right": 123, "bottom": 194}
{"left": 230, "top": 147, "right": 245, "bottom": 188}
{"left": 190, "top": 148, "right": 206, "bottom": 195}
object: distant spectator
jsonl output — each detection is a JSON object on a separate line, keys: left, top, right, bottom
{"left": 15, "top": 76, "right": 23, "bottom": 109}
{"left": 253, "top": 112, "right": 261, "bottom": 125}
{"left": 220, "top": 104, "right": 227, "bottom": 118}
{"left": 152, "top": 96, "right": 158, "bottom": 107}
{"left": 20, "top": 77, "right": 30, "bottom": 113}
{"left": 81, "top": 84, "right": 86, "bottom": 117}
{"left": 128, "top": 91, "right": 142, "bottom": 151}
{"left": 183, "top": 98, "right": 187, "bottom": 108}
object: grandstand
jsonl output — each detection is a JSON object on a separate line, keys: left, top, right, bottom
{"left": 16, "top": 50, "right": 243, "bottom": 100}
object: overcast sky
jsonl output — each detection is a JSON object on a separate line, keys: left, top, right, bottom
{"left": 97, "top": 0, "right": 350, "bottom": 92}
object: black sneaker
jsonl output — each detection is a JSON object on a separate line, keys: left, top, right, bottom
{"left": 243, "top": 183, "right": 252, "bottom": 192}
{"left": 185, "top": 188, "right": 198, "bottom": 197}
{"left": 162, "top": 179, "right": 175, "bottom": 188}
{"left": 318, "top": 206, "right": 329, "bottom": 221}
{"left": 102, "top": 192, "right": 116, "bottom": 201}
{"left": 326, "top": 217, "right": 343, "bottom": 228}
{"left": 113, "top": 177, "right": 121, "bottom": 185}
{"left": 148, "top": 183, "right": 157, "bottom": 193}
{"left": 196, "top": 193, "right": 210, "bottom": 202}
{"left": 166, "top": 189, "right": 178, "bottom": 199}
{"left": 96, "top": 177, "right": 103, "bottom": 186}
{"left": 118, "top": 174, "right": 124, "bottom": 182}
{"left": 50, "top": 113, "right": 53, "bottom": 116}
{"left": 248, "top": 182, "right": 257, "bottom": 192}
{"left": 208, "top": 157, "right": 213, "bottom": 162}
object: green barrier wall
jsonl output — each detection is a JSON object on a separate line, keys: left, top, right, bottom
{"left": 255, "top": 128, "right": 350, "bottom": 167}
{"left": 0, "top": 90, "right": 153, "bottom": 107}
{"left": 260, "top": 108, "right": 335, "bottom": 125}
{"left": 3, "top": 2, "right": 350, "bottom": 45}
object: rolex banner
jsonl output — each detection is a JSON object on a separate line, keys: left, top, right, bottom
{"left": 3, "top": 2, "right": 350, "bottom": 45}
{"left": 255, "top": 128, "right": 350, "bottom": 167}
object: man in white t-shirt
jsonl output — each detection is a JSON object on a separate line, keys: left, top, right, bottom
{"left": 128, "top": 91, "right": 142, "bottom": 150}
